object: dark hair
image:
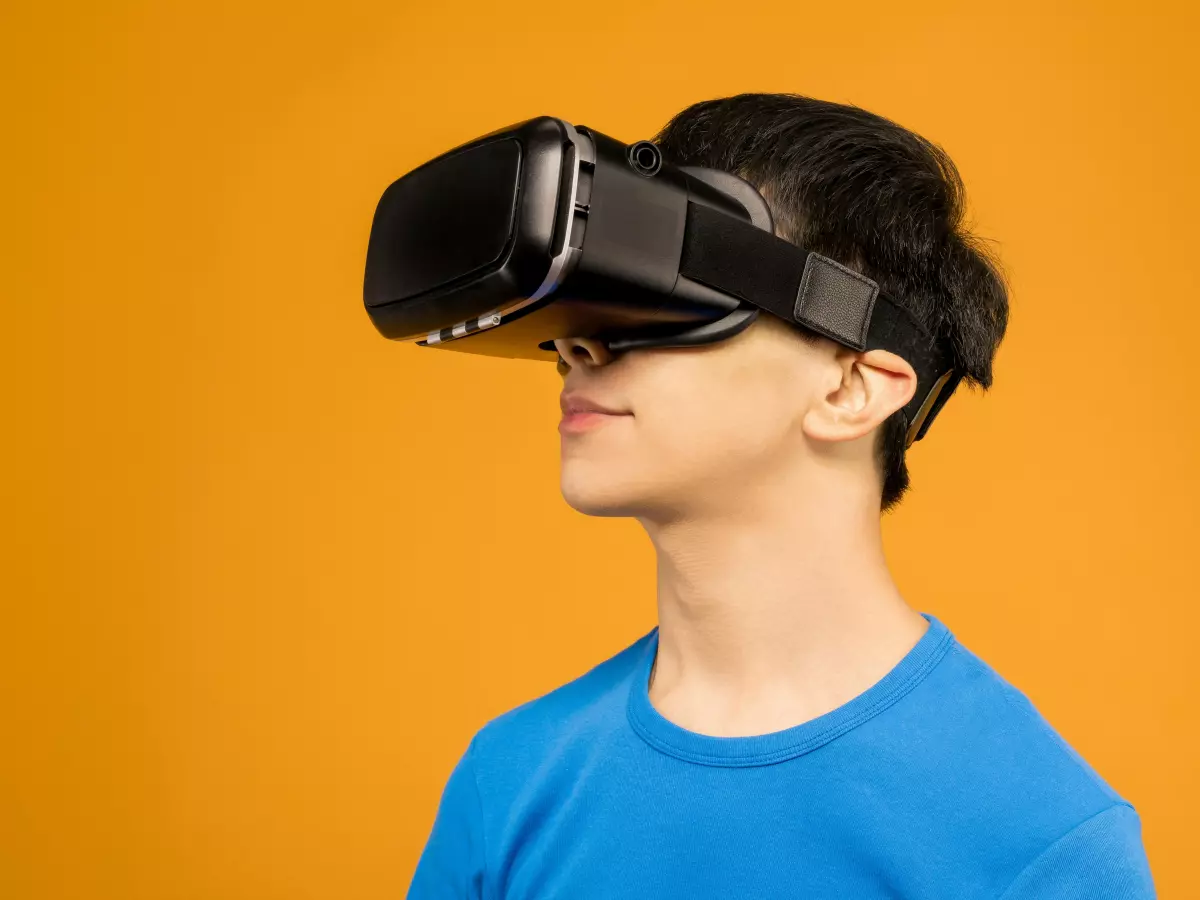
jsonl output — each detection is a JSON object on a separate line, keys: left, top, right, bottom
{"left": 651, "top": 93, "right": 1009, "bottom": 512}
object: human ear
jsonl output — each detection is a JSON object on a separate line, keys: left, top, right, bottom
{"left": 801, "top": 348, "right": 918, "bottom": 444}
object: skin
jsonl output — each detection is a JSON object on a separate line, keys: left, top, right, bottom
{"left": 552, "top": 313, "right": 933, "bottom": 738}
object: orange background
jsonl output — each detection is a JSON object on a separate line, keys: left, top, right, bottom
{"left": 2, "top": 1, "right": 1196, "bottom": 897}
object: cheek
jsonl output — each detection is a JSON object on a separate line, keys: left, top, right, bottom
{"left": 636, "top": 368, "right": 801, "bottom": 471}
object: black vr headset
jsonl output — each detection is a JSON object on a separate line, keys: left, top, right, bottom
{"left": 363, "top": 116, "right": 964, "bottom": 447}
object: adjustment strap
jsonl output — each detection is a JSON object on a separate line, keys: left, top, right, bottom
{"left": 679, "top": 201, "right": 960, "bottom": 443}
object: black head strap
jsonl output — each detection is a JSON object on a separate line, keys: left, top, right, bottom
{"left": 679, "top": 201, "right": 961, "bottom": 446}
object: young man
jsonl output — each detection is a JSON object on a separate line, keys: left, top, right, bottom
{"left": 406, "top": 94, "right": 1156, "bottom": 898}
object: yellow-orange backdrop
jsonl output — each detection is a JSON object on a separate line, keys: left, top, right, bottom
{"left": 2, "top": 0, "right": 1196, "bottom": 896}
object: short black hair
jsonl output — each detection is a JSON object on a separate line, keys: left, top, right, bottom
{"left": 651, "top": 93, "right": 1009, "bottom": 512}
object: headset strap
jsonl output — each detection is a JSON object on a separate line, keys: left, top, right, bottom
{"left": 679, "top": 201, "right": 962, "bottom": 445}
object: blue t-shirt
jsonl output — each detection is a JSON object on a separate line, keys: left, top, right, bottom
{"left": 408, "top": 612, "right": 1156, "bottom": 898}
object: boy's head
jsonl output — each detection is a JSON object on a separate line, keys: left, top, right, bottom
{"left": 555, "top": 93, "right": 1009, "bottom": 519}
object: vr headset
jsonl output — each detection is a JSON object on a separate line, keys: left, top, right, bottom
{"left": 363, "top": 116, "right": 963, "bottom": 447}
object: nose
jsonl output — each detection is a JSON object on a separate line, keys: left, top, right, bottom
{"left": 553, "top": 337, "right": 614, "bottom": 374}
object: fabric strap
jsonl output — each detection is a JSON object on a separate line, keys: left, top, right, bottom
{"left": 678, "top": 201, "right": 960, "bottom": 444}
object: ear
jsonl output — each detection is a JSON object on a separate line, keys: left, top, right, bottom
{"left": 801, "top": 348, "right": 918, "bottom": 444}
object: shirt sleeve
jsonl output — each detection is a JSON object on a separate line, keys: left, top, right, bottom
{"left": 999, "top": 803, "right": 1156, "bottom": 899}
{"left": 406, "top": 735, "right": 488, "bottom": 900}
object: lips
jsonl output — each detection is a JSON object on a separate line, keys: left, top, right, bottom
{"left": 558, "top": 392, "right": 632, "bottom": 435}
{"left": 559, "top": 392, "right": 629, "bottom": 417}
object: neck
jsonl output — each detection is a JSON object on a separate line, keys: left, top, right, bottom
{"left": 637, "top": 459, "right": 929, "bottom": 738}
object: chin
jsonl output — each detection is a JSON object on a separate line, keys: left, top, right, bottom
{"left": 560, "top": 481, "right": 641, "bottom": 518}
{"left": 560, "top": 464, "right": 664, "bottom": 518}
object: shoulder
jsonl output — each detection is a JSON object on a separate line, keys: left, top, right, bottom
{"left": 468, "top": 628, "right": 654, "bottom": 771}
{"left": 896, "top": 626, "right": 1153, "bottom": 889}
{"left": 932, "top": 635, "right": 1128, "bottom": 808}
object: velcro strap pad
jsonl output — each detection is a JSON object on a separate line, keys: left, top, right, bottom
{"left": 793, "top": 254, "right": 879, "bottom": 351}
